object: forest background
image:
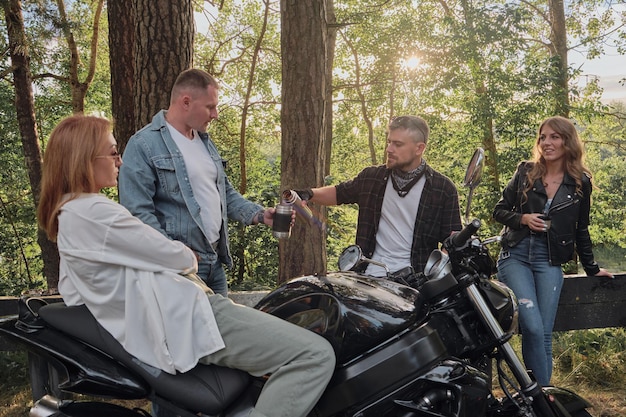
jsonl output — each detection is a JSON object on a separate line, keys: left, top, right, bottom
{"left": 0, "top": 0, "right": 626, "bottom": 415}
{"left": 1, "top": 0, "right": 625, "bottom": 295}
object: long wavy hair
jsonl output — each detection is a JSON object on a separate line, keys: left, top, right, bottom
{"left": 524, "top": 116, "right": 592, "bottom": 200}
{"left": 37, "top": 115, "right": 112, "bottom": 241}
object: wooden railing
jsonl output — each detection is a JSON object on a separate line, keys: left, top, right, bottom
{"left": 552, "top": 273, "right": 626, "bottom": 331}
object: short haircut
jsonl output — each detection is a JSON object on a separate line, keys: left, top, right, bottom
{"left": 170, "top": 69, "right": 219, "bottom": 102}
{"left": 388, "top": 115, "right": 429, "bottom": 144}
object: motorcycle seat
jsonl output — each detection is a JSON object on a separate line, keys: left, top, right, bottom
{"left": 38, "top": 301, "right": 251, "bottom": 415}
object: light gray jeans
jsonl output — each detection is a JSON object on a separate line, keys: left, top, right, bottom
{"left": 199, "top": 294, "right": 335, "bottom": 417}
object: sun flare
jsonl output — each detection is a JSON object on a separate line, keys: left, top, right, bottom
{"left": 402, "top": 56, "right": 421, "bottom": 70}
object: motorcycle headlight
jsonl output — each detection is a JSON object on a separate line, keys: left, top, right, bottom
{"left": 424, "top": 250, "right": 452, "bottom": 280}
{"left": 422, "top": 250, "right": 458, "bottom": 300}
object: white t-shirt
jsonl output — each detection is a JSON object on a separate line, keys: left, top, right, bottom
{"left": 168, "top": 123, "right": 222, "bottom": 244}
{"left": 57, "top": 193, "right": 225, "bottom": 374}
{"left": 365, "top": 175, "right": 426, "bottom": 277}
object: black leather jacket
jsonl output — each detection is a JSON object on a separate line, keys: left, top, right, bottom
{"left": 493, "top": 162, "right": 600, "bottom": 276}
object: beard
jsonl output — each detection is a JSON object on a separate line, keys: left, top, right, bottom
{"left": 386, "top": 157, "right": 414, "bottom": 172}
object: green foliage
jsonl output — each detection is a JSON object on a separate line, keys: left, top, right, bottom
{"left": 0, "top": 0, "right": 110, "bottom": 295}
{"left": 325, "top": 205, "right": 359, "bottom": 269}
{"left": 506, "top": 328, "right": 626, "bottom": 395}
{"left": 554, "top": 328, "right": 626, "bottom": 388}
{"left": 1, "top": 0, "right": 625, "bottom": 294}
{"left": 225, "top": 151, "right": 282, "bottom": 290}
{"left": 577, "top": 104, "right": 626, "bottom": 248}
{"left": 0, "top": 83, "right": 44, "bottom": 296}
{"left": 0, "top": 351, "right": 29, "bottom": 394}
{"left": 195, "top": 0, "right": 284, "bottom": 289}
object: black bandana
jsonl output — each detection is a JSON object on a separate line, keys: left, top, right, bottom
{"left": 390, "top": 160, "right": 426, "bottom": 197}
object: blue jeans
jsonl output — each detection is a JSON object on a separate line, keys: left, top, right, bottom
{"left": 496, "top": 234, "right": 563, "bottom": 386}
{"left": 198, "top": 260, "right": 228, "bottom": 296}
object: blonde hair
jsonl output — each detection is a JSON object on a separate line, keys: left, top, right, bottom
{"left": 524, "top": 116, "right": 592, "bottom": 200}
{"left": 37, "top": 114, "right": 112, "bottom": 241}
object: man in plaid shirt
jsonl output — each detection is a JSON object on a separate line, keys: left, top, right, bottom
{"left": 295, "top": 115, "right": 461, "bottom": 276}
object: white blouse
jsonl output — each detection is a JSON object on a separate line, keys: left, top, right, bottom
{"left": 57, "top": 193, "right": 225, "bottom": 374}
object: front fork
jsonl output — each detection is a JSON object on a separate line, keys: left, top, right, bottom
{"left": 465, "top": 283, "right": 589, "bottom": 417}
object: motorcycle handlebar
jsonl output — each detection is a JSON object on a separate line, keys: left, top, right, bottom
{"left": 449, "top": 219, "right": 481, "bottom": 249}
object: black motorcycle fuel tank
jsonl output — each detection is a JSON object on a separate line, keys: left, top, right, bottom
{"left": 256, "top": 273, "right": 448, "bottom": 415}
{"left": 255, "top": 271, "right": 429, "bottom": 364}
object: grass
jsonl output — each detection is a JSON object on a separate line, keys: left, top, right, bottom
{"left": 499, "top": 330, "right": 626, "bottom": 417}
{"left": 551, "top": 328, "right": 626, "bottom": 416}
{"left": 2, "top": 330, "right": 626, "bottom": 417}
{"left": 0, "top": 351, "right": 30, "bottom": 417}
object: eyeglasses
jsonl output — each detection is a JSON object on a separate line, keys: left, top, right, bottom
{"left": 95, "top": 151, "right": 122, "bottom": 162}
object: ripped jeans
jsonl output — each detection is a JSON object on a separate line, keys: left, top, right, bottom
{"left": 497, "top": 234, "right": 563, "bottom": 386}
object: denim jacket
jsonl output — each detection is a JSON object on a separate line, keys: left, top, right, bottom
{"left": 118, "top": 110, "right": 262, "bottom": 269}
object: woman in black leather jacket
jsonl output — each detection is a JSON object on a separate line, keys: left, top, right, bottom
{"left": 493, "top": 116, "right": 612, "bottom": 387}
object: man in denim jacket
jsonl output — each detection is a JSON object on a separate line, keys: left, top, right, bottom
{"left": 119, "top": 69, "right": 274, "bottom": 296}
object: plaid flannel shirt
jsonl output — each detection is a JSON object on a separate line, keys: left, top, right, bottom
{"left": 335, "top": 164, "right": 462, "bottom": 273}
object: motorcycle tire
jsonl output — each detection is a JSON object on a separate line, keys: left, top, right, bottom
{"left": 49, "top": 402, "right": 150, "bottom": 417}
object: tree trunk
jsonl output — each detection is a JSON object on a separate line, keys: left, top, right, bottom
{"left": 3, "top": 0, "right": 60, "bottom": 290}
{"left": 548, "top": 0, "right": 569, "bottom": 117}
{"left": 324, "top": 0, "right": 336, "bottom": 179}
{"left": 133, "top": 0, "right": 195, "bottom": 130}
{"left": 459, "top": 0, "right": 500, "bottom": 211}
{"left": 549, "top": 0, "right": 574, "bottom": 270}
{"left": 233, "top": 0, "right": 272, "bottom": 285}
{"left": 108, "top": 0, "right": 135, "bottom": 152}
{"left": 55, "top": 0, "right": 104, "bottom": 114}
{"left": 341, "top": 33, "right": 377, "bottom": 165}
{"left": 279, "top": 0, "right": 329, "bottom": 283}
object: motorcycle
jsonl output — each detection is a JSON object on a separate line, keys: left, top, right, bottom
{"left": 0, "top": 148, "right": 592, "bottom": 417}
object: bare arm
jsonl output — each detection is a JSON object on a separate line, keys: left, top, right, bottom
{"left": 309, "top": 186, "right": 338, "bottom": 206}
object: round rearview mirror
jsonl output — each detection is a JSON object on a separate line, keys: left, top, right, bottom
{"left": 338, "top": 245, "right": 363, "bottom": 272}
{"left": 462, "top": 147, "right": 485, "bottom": 224}
{"left": 463, "top": 147, "right": 485, "bottom": 189}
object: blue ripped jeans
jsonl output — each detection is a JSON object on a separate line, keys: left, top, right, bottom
{"left": 496, "top": 234, "right": 563, "bottom": 386}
